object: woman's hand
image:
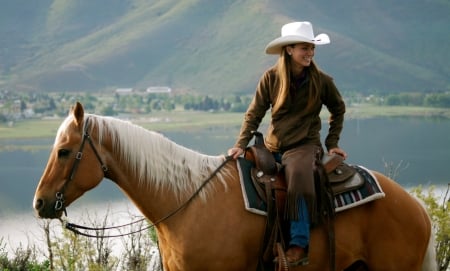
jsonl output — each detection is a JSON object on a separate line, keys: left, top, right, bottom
{"left": 227, "top": 147, "right": 244, "bottom": 159}
{"left": 328, "top": 147, "right": 347, "bottom": 159}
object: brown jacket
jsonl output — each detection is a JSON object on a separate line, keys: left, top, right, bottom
{"left": 235, "top": 67, "right": 345, "bottom": 153}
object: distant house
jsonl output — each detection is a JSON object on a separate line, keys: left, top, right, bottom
{"left": 146, "top": 86, "right": 171, "bottom": 93}
{"left": 115, "top": 88, "right": 133, "bottom": 94}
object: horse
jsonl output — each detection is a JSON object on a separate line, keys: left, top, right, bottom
{"left": 33, "top": 102, "right": 437, "bottom": 271}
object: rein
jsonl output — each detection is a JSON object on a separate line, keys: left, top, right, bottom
{"left": 60, "top": 118, "right": 233, "bottom": 237}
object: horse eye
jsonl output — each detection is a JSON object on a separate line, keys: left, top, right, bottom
{"left": 57, "top": 149, "right": 71, "bottom": 158}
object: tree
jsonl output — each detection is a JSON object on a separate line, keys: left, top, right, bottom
{"left": 425, "top": 93, "right": 450, "bottom": 108}
{"left": 99, "top": 105, "right": 117, "bottom": 116}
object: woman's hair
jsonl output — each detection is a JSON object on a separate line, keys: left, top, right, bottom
{"left": 271, "top": 45, "right": 321, "bottom": 114}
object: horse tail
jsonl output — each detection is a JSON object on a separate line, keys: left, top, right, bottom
{"left": 421, "top": 226, "right": 438, "bottom": 271}
{"left": 418, "top": 197, "right": 438, "bottom": 271}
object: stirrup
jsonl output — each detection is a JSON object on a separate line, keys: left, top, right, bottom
{"left": 273, "top": 243, "right": 289, "bottom": 271}
{"left": 287, "top": 256, "right": 309, "bottom": 267}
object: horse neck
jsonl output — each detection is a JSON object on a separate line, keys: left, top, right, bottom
{"left": 93, "top": 116, "right": 226, "bottom": 221}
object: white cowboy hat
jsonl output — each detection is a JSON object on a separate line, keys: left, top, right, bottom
{"left": 265, "top": 21, "right": 330, "bottom": 54}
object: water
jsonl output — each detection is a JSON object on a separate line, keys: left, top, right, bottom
{"left": 167, "top": 116, "right": 450, "bottom": 187}
{"left": 339, "top": 117, "right": 450, "bottom": 186}
{"left": 1, "top": 116, "right": 449, "bottom": 214}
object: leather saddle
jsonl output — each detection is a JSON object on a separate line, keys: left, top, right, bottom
{"left": 245, "top": 137, "right": 363, "bottom": 200}
{"left": 244, "top": 132, "right": 363, "bottom": 269}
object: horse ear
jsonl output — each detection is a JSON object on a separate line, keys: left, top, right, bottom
{"left": 71, "top": 102, "right": 85, "bottom": 126}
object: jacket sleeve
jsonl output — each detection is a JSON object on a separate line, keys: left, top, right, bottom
{"left": 235, "top": 71, "right": 272, "bottom": 149}
{"left": 322, "top": 74, "right": 346, "bottom": 151}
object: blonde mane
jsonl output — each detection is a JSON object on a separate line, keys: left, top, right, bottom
{"left": 57, "top": 114, "right": 229, "bottom": 200}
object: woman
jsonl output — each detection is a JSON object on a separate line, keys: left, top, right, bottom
{"left": 228, "top": 21, "right": 347, "bottom": 266}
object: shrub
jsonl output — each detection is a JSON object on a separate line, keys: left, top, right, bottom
{"left": 411, "top": 184, "right": 450, "bottom": 271}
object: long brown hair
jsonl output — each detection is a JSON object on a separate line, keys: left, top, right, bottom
{"left": 271, "top": 46, "right": 321, "bottom": 114}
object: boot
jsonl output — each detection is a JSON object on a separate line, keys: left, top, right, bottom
{"left": 285, "top": 246, "right": 309, "bottom": 266}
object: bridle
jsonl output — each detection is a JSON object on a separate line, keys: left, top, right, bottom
{"left": 54, "top": 117, "right": 108, "bottom": 213}
{"left": 53, "top": 116, "right": 233, "bottom": 238}
{"left": 64, "top": 154, "right": 232, "bottom": 238}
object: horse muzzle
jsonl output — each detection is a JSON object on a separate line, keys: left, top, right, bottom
{"left": 33, "top": 197, "right": 64, "bottom": 219}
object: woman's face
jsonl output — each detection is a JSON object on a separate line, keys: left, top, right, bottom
{"left": 286, "top": 42, "right": 315, "bottom": 70}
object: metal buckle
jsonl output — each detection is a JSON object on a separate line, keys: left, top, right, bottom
{"left": 55, "top": 192, "right": 65, "bottom": 210}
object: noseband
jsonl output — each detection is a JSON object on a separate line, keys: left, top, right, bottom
{"left": 55, "top": 117, "right": 108, "bottom": 212}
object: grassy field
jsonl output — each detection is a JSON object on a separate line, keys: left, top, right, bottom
{"left": 344, "top": 105, "right": 450, "bottom": 119}
{"left": 1, "top": 105, "right": 449, "bottom": 141}
{"left": 0, "top": 111, "right": 245, "bottom": 140}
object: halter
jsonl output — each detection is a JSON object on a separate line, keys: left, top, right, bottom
{"left": 54, "top": 116, "right": 232, "bottom": 239}
{"left": 54, "top": 117, "right": 108, "bottom": 213}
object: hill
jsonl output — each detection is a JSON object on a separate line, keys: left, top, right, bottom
{"left": 0, "top": 0, "right": 449, "bottom": 95}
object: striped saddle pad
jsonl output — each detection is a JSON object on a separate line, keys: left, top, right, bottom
{"left": 237, "top": 158, "right": 385, "bottom": 215}
{"left": 333, "top": 165, "right": 385, "bottom": 212}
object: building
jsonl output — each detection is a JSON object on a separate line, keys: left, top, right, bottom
{"left": 146, "top": 86, "right": 171, "bottom": 93}
{"left": 115, "top": 88, "right": 133, "bottom": 95}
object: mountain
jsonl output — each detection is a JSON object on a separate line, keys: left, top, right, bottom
{"left": 0, "top": 0, "right": 449, "bottom": 95}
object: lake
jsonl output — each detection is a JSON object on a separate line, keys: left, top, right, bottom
{"left": 0, "top": 116, "right": 449, "bottom": 215}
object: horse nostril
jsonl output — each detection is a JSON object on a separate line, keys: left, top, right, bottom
{"left": 34, "top": 198, "right": 44, "bottom": 211}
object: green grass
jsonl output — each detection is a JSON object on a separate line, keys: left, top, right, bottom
{"left": 1, "top": 105, "right": 449, "bottom": 142}
{"left": 0, "top": 119, "right": 61, "bottom": 139}
{"left": 133, "top": 111, "right": 246, "bottom": 131}
{"left": 344, "top": 105, "right": 450, "bottom": 119}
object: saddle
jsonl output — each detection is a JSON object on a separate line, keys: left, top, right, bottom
{"left": 247, "top": 143, "right": 362, "bottom": 198}
{"left": 244, "top": 132, "right": 362, "bottom": 270}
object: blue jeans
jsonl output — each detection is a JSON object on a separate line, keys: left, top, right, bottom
{"left": 289, "top": 197, "right": 310, "bottom": 248}
{"left": 273, "top": 152, "right": 310, "bottom": 248}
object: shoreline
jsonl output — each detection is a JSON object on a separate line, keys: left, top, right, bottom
{"left": 1, "top": 105, "right": 449, "bottom": 142}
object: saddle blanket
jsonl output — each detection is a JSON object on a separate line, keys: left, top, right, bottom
{"left": 237, "top": 158, "right": 385, "bottom": 216}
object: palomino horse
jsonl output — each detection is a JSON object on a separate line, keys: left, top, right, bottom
{"left": 33, "top": 102, "right": 437, "bottom": 271}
